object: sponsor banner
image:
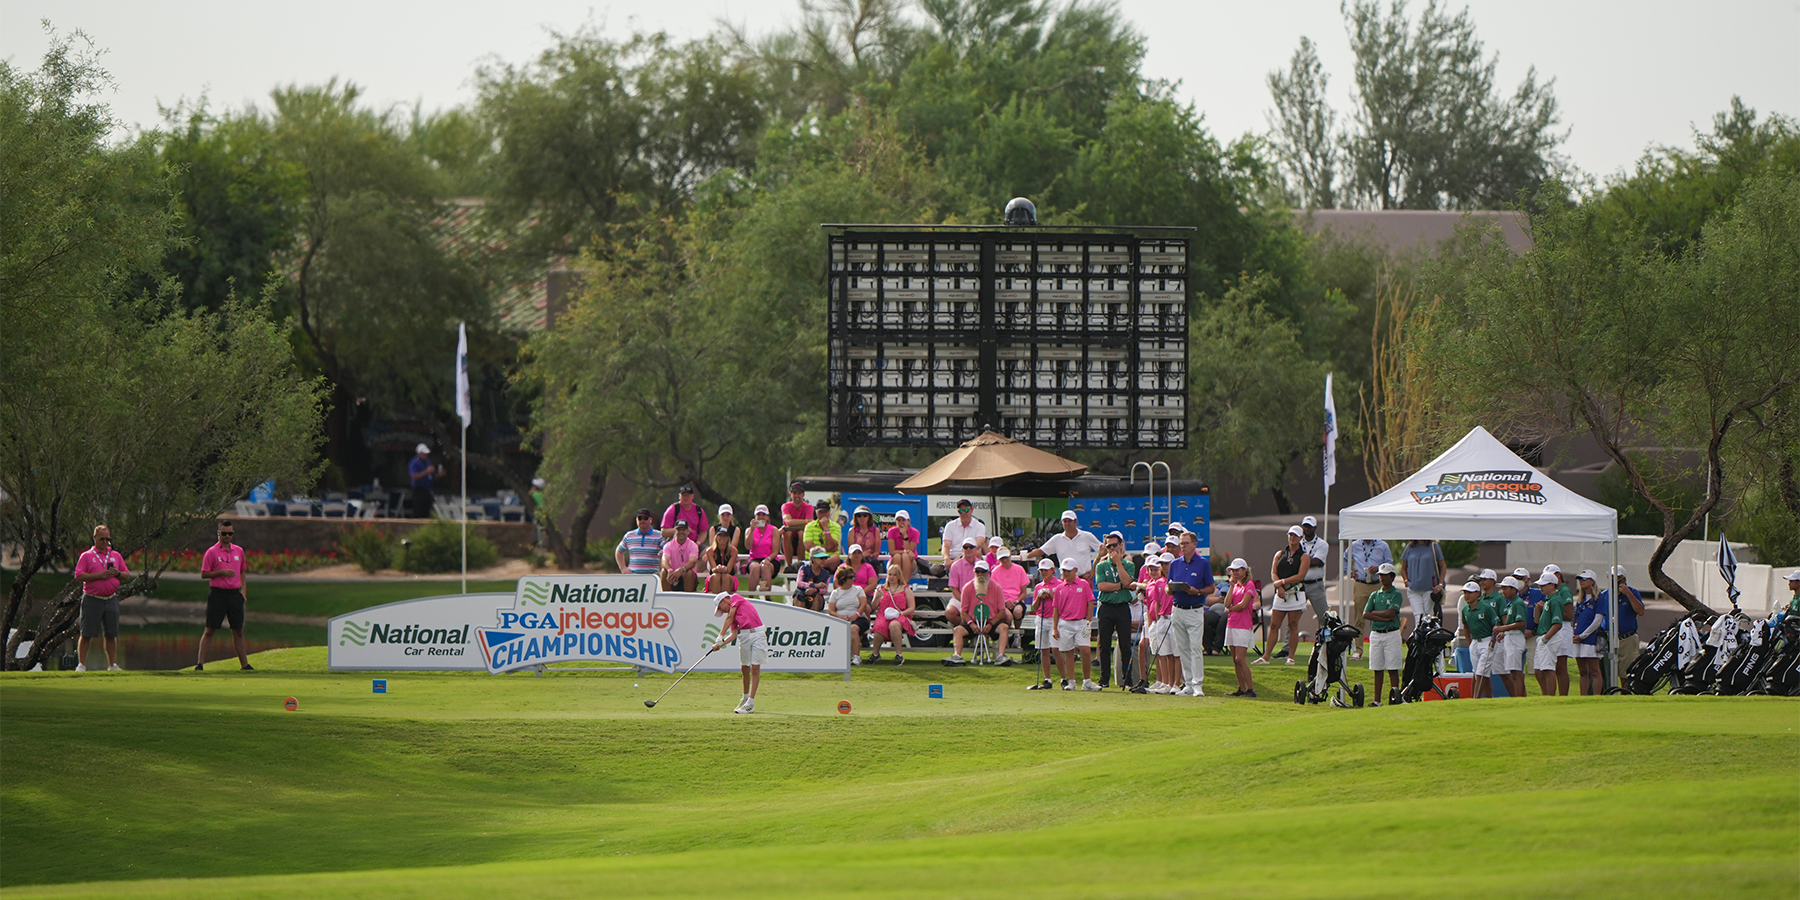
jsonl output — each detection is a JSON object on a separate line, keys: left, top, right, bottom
{"left": 328, "top": 576, "right": 850, "bottom": 676}
{"left": 1409, "top": 470, "right": 1547, "bottom": 506}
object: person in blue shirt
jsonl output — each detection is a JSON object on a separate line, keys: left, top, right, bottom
{"left": 407, "top": 443, "right": 443, "bottom": 518}
{"left": 1166, "top": 530, "right": 1218, "bottom": 697}
{"left": 1598, "top": 566, "right": 1646, "bottom": 674}
{"left": 1571, "top": 571, "right": 1606, "bottom": 695}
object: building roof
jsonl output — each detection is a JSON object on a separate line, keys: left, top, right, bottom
{"left": 1295, "top": 209, "right": 1531, "bottom": 255}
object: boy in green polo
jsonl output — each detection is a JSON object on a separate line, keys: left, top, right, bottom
{"left": 1490, "top": 576, "right": 1531, "bottom": 698}
{"left": 1362, "top": 563, "right": 1405, "bottom": 705}
{"left": 1532, "top": 571, "right": 1572, "bottom": 696}
{"left": 1459, "top": 582, "right": 1498, "bottom": 698}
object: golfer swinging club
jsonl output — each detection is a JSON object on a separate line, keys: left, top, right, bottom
{"left": 712, "top": 592, "right": 766, "bottom": 714}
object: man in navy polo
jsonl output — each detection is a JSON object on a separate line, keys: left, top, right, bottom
{"left": 1167, "top": 530, "right": 1217, "bottom": 696}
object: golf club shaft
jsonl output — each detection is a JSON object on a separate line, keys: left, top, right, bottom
{"left": 650, "top": 644, "right": 716, "bottom": 705}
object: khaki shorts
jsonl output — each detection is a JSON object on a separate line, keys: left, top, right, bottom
{"left": 1368, "top": 629, "right": 1403, "bottom": 670}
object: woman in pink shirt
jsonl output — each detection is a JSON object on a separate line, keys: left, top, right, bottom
{"left": 745, "top": 505, "right": 779, "bottom": 591}
{"left": 1223, "top": 558, "right": 1259, "bottom": 697}
{"left": 866, "top": 565, "right": 916, "bottom": 665}
{"left": 1135, "top": 553, "right": 1179, "bottom": 693}
{"left": 847, "top": 508, "right": 883, "bottom": 572}
{"left": 702, "top": 526, "right": 738, "bottom": 594}
{"left": 886, "top": 510, "right": 921, "bottom": 585}
{"left": 844, "top": 544, "right": 878, "bottom": 594}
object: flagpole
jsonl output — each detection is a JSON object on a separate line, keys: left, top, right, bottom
{"left": 461, "top": 416, "right": 467, "bottom": 595}
{"left": 1322, "top": 372, "right": 1339, "bottom": 619}
{"left": 456, "top": 322, "right": 471, "bottom": 595}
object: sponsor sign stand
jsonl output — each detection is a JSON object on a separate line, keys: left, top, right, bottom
{"left": 329, "top": 576, "right": 853, "bottom": 681}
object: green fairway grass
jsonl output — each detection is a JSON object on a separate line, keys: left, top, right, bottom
{"left": 3, "top": 646, "right": 1796, "bottom": 898}
{"left": 3, "top": 569, "right": 519, "bottom": 619}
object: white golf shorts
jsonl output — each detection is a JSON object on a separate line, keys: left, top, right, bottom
{"left": 1225, "top": 627, "right": 1254, "bottom": 649}
{"left": 1055, "top": 619, "right": 1091, "bottom": 651}
{"left": 945, "top": 598, "right": 962, "bottom": 611}
{"left": 1556, "top": 628, "right": 1577, "bottom": 659}
{"left": 1368, "top": 630, "right": 1403, "bottom": 670}
{"left": 1497, "top": 631, "right": 1525, "bottom": 673}
{"left": 1533, "top": 635, "right": 1560, "bottom": 670}
{"left": 1147, "top": 618, "right": 1175, "bottom": 656}
{"left": 1469, "top": 639, "right": 1493, "bottom": 677}
{"left": 737, "top": 627, "right": 767, "bottom": 666}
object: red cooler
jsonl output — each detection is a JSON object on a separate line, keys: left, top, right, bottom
{"left": 1425, "top": 673, "right": 1473, "bottom": 701}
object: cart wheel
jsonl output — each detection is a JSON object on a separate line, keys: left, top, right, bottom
{"left": 1446, "top": 685, "right": 1459, "bottom": 699}
{"left": 1293, "top": 681, "right": 1305, "bottom": 705}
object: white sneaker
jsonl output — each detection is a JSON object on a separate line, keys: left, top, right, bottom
{"left": 946, "top": 653, "right": 965, "bottom": 663}
{"left": 1081, "top": 679, "right": 1102, "bottom": 691}
{"left": 1172, "top": 684, "right": 1193, "bottom": 696}
{"left": 733, "top": 696, "right": 749, "bottom": 714}
{"left": 1190, "top": 684, "right": 1205, "bottom": 697}
{"left": 742, "top": 697, "right": 754, "bottom": 714}
{"left": 108, "top": 664, "right": 123, "bottom": 671}
{"left": 74, "top": 664, "right": 87, "bottom": 672}
{"left": 1061, "top": 680, "right": 1075, "bottom": 691}
{"left": 850, "top": 655, "right": 861, "bottom": 666}
{"left": 1149, "top": 682, "right": 1169, "bottom": 694}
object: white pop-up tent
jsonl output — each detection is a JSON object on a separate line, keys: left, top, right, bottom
{"left": 1338, "top": 426, "right": 1624, "bottom": 685}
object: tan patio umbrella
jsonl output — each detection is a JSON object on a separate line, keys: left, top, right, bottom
{"left": 895, "top": 430, "right": 1087, "bottom": 494}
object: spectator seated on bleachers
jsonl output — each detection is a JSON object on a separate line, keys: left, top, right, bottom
{"left": 948, "top": 560, "right": 1011, "bottom": 666}
{"left": 792, "top": 548, "right": 834, "bottom": 612}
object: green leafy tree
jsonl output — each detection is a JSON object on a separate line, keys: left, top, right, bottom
{"left": 1419, "top": 173, "right": 1800, "bottom": 611}
{"left": 1266, "top": 36, "right": 1339, "bottom": 209}
{"left": 0, "top": 33, "right": 324, "bottom": 668}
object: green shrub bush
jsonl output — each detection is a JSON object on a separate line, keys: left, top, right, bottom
{"left": 400, "top": 519, "right": 499, "bottom": 573}
{"left": 338, "top": 525, "right": 394, "bottom": 574}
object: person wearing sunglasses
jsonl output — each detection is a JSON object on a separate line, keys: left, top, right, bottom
{"left": 71, "top": 524, "right": 128, "bottom": 671}
{"left": 196, "top": 521, "right": 253, "bottom": 672}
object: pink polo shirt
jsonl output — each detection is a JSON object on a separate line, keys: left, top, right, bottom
{"left": 886, "top": 524, "right": 920, "bottom": 554}
{"left": 74, "top": 547, "right": 128, "bottom": 596}
{"left": 1142, "top": 578, "right": 1172, "bottom": 619}
{"left": 781, "top": 500, "right": 814, "bottom": 525}
{"left": 724, "top": 595, "right": 763, "bottom": 630}
{"left": 989, "top": 562, "right": 1030, "bottom": 606}
{"left": 201, "top": 543, "right": 247, "bottom": 590}
{"left": 1054, "top": 577, "right": 1093, "bottom": 621}
{"left": 661, "top": 537, "right": 699, "bottom": 571}
{"left": 848, "top": 561, "right": 877, "bottom": 593}
{"left": 961, "top": 579, "right": 1001, "bottom": 616}
{"left": 947, "top": 557, "right": 978, "bottom": 597}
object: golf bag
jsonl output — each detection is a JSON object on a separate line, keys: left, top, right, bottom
{"left": 1667, "top": 615, "right": 1720, "bottom": 695}
{"left": 1397, "top": 616, "right": 1456, "bottom": 703}
{"left": 1621, "top": 617, "right": 1688, "bottom": 694}
{"left": 1713, "top": 618, "right": 1776, "bottom": 695}
{"left": 1757, "top": 615, "right": 1800, "bottom": 696}
{"left": 1294, "top": 612, "right": 1363, "bottom": 707}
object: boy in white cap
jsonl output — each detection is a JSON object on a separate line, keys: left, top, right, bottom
{"left": 1784, "top": 571, "right": 1800, "bottom": 620}
{"left": 1362, "top": 563, "right": 1404, "bottom": 704}
{"left": 1457, "top": 580, "right": 1496, "bottom": 698}
{"left": 1533, "top": 571, "right": 1572, "bottom": 696}
{"left": 1026, "top": 560, "right": 1063, "bottom": 690}
{"left": 1051, "top": 556, "right": 1100, "bottom": 690}
{"left": 1136, "top": 554, "right": 1175, "bottom": 692}
{"left": 1491, "top": 576, "right": 1531, "bottom": 698}
{"left": 711, "top": 592, "right": 765, "bottom": 714}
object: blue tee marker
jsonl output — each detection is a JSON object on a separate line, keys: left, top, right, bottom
{"left": 373, "top": 679, "right": 387, "bottom": 694}
{"left": 928, "top": 684, "right": 943, "bottom": 699}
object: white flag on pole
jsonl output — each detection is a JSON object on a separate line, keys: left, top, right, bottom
{"left": 1718, "top": 532, "right": 1740, "bottom": 609}
{"left": 455, "top": 322, "right": 471, "bottom": 428}
{"left": 1323, "top": 372, "right": 1338, "bottom": 489}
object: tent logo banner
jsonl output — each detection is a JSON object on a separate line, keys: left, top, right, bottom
{"left": 1410, "top": 470, "right": 1546, "bottom": 506}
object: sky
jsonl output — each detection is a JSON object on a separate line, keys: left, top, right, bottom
{"left": 4, "top": 0, "right": 1797, "bottom": 182}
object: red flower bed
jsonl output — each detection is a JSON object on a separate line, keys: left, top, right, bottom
{"left": 129, "top": 548, "right": 340, "bottom": 575}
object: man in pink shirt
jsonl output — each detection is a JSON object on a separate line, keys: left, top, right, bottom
{"left": 886, "top": 509, "right": 921, "bottom": 585}
{"left": 711, "top": 592, "right": 766, "bottom": 714}
{"left": 71, "top": 524, "right": 128, "bottom": 671}
{"left": 196, "top": 520, "right": 253, "bottom": 671}
{"left": 989, "top": 547, "right": 1031, "bottom": 626}
{"left": 660, "top": 520, "right": 701, "bottom": 591}
{"left": 945, "top": 539, "right": 981, "bottom": 630}
{"left": 1052, "top": 557, "right": 1100, "bottom": 691}
{"left": 844, "top": 544, "right": 878, "bottom": 594}
{"left": 659, "top": 484, "right": 709, "bottom": 541}
{"left": 778, "top": 483, "right": 813, "bottom": 572}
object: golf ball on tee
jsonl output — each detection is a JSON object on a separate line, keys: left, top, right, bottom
{"left": 634, "top": 683, "right": 640, "bottom": 688}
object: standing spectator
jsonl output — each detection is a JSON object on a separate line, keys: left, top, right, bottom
{"left": 1397, "top": 539, "right": 1446, "bottom": 625}
{"left": 616, "top": 509, "right": 664, "bottom": 575}
{"left": 1051, "top": 557, "right": 1100, "bottom": 691}
{"left": 702, "top": 526, "right": 739, "bottom": 593}
{"left": 1532, "top": 571, "right": 1572, "bottom": 696}
{"left": 1362, "top": 563, "right": 1405, "bottom": 704}
{"left": 866, "top": 565, "right": 916, "bottom": 665}
{"left": 847, "top": 507, "right": 883, "bottom": 571}
{"left": 1297, "top": 516, "right": 1330, "bottom": 623}
{"left": 1490, "top": 576, "right": 1531, "bottom": 699}
{"left": 989, "top": 547, "right": 1031, "bottom": 626}
{"left": 1167, "top": 530, "right": 1217, "bottom": 696}
{"left": 408, "top": 444, "right": 444, "bottom": 518}
{"left": 1348, "top": 538, "right": 1395, "bottom": 654}
{"left": 792, "top": 547, "right": 834, "bottom": 611}
{"left": 844, "top": 544, "right": 878, "bottom": 594}
{"left": 1136, "top": 554, "right": 1175, "bottom": 693}
{"left": 745, "top": 505, "right": 780, "bottom": 591}
{"left": 71, "top": 524, "right": 127, "bottom": 672}
{"left": 1026, "top": 561, "right": 1063, "bottom": 690}
{"left": 710, "top": 592, "right": 765, "bottom": 714}
{"left": 1258, "top": 527, "right": 1311, "bottom": 666}
{"left": 660, "top": 520, "right": 700, "bottom": 591}
{"left": 1223, "top": 558, "right": 1260, "bottom": 697}
{"left": 825, "top": 566, "right": 869, "bottom": 664}
{"left": 1599, "top": 566, "right": 1647, "bottom": 673}
{"left": 886, "top": 509, "right": 921, "bottom": 584}
{"left": 950, "top": 560, "right": 1011, "bottom": 665}
{"left": 530, "top": 477, "right": 547, "bottom": 547}
{"left": 778, "top": 483, "right": 813, "bottom": 571}
{"left": 660, "top": 485, "right": 709, "bottom": 540}
{"left": 945, "top": 539, "right": 982, "bottom": 631}
{"left": 716, "top": 504, "right": 742, "bottom": 554}
{"left": 801, "top": 500, "right": 840, "bottom": 568}
{"left": 1462, "top": 569, "right": 1502, "bottom": 699}
{"left": 1093, "top": 532, "right": 1137, "bottom": 690}
{"left": 940, "top": 499, "right": 988, "bottom": 561}
{"left": 1513, "top": 567, "right": 1544, "bottom": 672}
{"left": 195, "top": 521, "right": 252, "bottom": 672}
{"left": 1782, "top": 570, "right": 1800, "bottom": 619}
{"left": 1572, "top": 570, "right": 1605, "bottom": 695}
{"left": 1031, "top": 510, "right": 1104, "bottom": 580}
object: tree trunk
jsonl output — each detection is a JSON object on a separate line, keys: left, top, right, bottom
{"left": 550, "top": 465, "right": 607, "bottom": 571}
{"left": 1270, "top": 485, "right": 1293, "bottom": 517}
